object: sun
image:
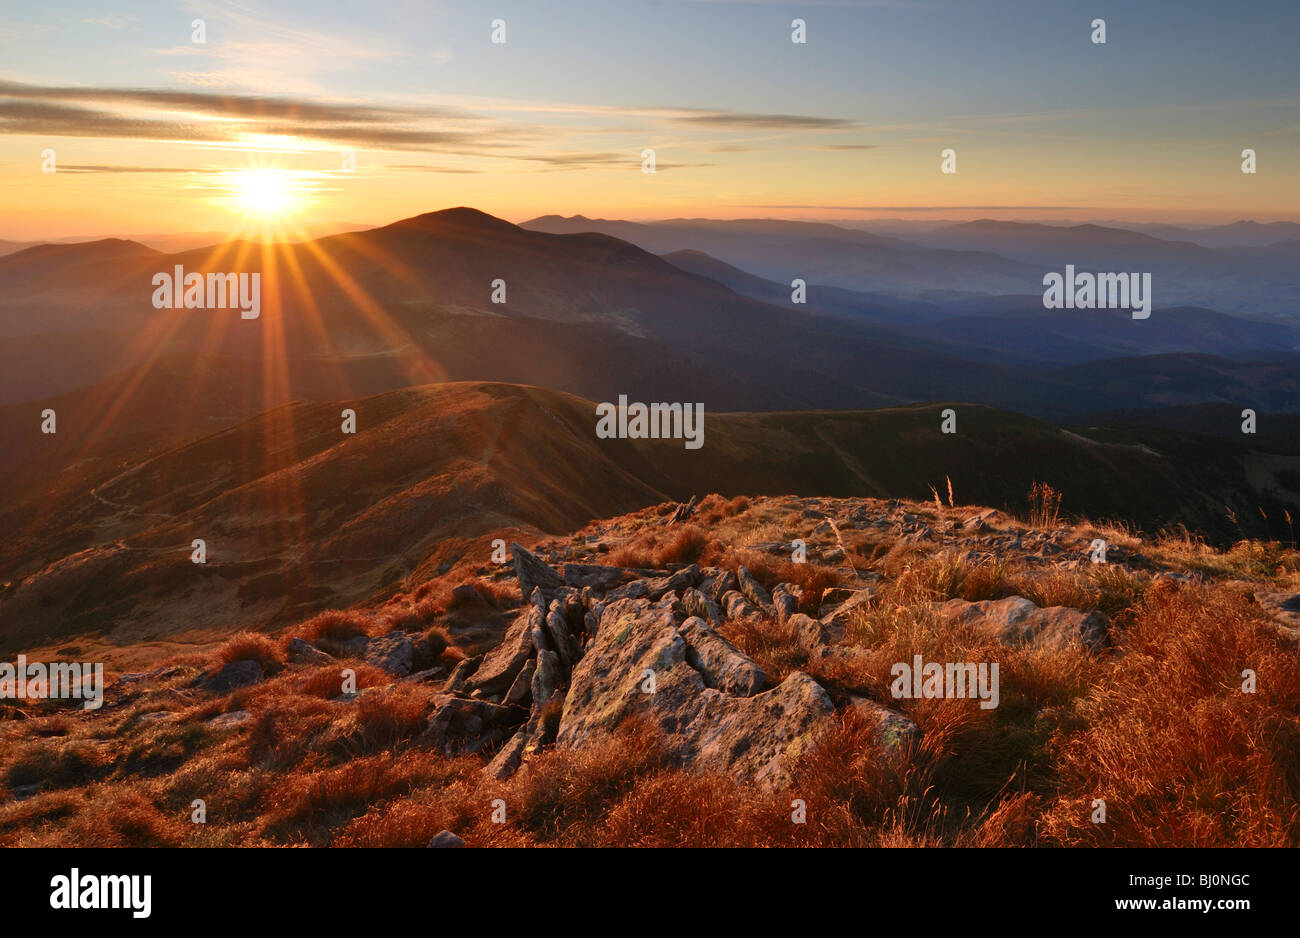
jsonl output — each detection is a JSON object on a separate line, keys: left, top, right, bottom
{"left": 230, "top": 168, "right": 299, "bottom": 220}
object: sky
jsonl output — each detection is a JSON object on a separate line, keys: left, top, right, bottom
{"left": 2, "top": 0, "right": 1298, "bottom": 238}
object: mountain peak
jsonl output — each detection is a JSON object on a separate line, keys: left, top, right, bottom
{"left": 388, "top": 206, "right": 520, "bottom": 234}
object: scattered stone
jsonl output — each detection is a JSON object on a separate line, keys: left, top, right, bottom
{"left": 563, "top": 563, "right": 628, "bottom": 590}
{"left": 819, "top": 588, "right": 873, "bottom": 635}
{"left": 736, "top": 565, "right": 773, "bottom": 608}
{"left": 207, "top": 709, "right": 252, "bottom": 728}
{"left": 848, "top": 697, "right": 920, "bottom": 752}
{"left": 427, "top": 830, "right": 465, "bottom": 848}
{"left": 364, "top": 631, "right": 415, "bottom": 677}
{"left": 1256, "top": 592, "right": 1300, "bottom": 633}
{"left": 442, "top": 655, "right": 480, "bottom": 695}
{"left": 722, "top": 590, "right": 764, "bottom": 624}
{"left": 504, "top": 658, "right": 536, "bottom": 706}
{"left": 193, "top": 660, "right": 264, "bottom": 694}
{"left": 697, "top": 567, "right": 739, "bottom": 604}
{"left": 466, "top": 608, "right": 539, "bottom": 694}
{"left": 451, "top": 583, "right": 486, "bottom": 605}
{"left": 286, "top": 637, "right": 333, "bottom": 666}
{"left": 423, "top": 695, "right": 519, "bottom": 756}
{"left": 933, "top": 596, "right": 1110, "bottom": 651}
{"left": 681, "top": 587, "right": 723, "bottom": 627}
{"left": 771, "top": 583, "right": 801, "bottom": 622}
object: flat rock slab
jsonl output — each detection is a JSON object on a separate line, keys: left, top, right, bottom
{"left": 1257, "top": 592, "right": 1300, "bottom": 633}
{"left": 556, "top": 598, "right": 833, "bottom": 789}
{"left": 933, "top": 595, "right": 1109, "bottom": 652}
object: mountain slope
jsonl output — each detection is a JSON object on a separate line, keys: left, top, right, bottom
{"left": 4, "top": 381, "right": 1297, "bottom": 651}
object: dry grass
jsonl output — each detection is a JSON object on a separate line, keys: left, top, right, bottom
{"left": 219, "top": 632, "right": 285, "bottom": 675}
{"left": 1039, "top": 581, "right": 1300, "bottom": 846}
{"left": 296, "top": 609, "right": 375, "bottom": 644}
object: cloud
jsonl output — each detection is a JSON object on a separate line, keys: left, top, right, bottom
{"left": 666, "top": 108, "right": 856, "bottom": 130}
{"left": 0, "top": 80, "right": 855, "bottom": 172}
{"left": 57, "top": 165, "right": 200, "bottom": 173}
{"left": 751, "top": 203, "right": 1092, "bottom": 211}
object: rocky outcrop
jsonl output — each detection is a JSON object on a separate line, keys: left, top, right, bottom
{"left": 555, "top": 597, "right": 832, "bottom": 789}
{"left": 512, "top": 543, "right": 564, "bottom": 602}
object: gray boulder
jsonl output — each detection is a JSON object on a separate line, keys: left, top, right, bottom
{"left": 933, "top": 596, "right": 1110, "bottom": 651}
{"left": 364, "top": 631, "right": 415, "bottom": 677}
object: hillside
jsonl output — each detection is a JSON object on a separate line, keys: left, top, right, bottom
{"left": 4, "top": 381, "right": 1298, "bottom": 657}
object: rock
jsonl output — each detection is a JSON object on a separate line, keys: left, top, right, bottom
{"left": 466, "top": 607, "right": 539, "bottom": 695}
{"left": 207, "top": 709, "right": 252, "bottom": 728}
{"left": 442, "top": 655, "right": 480, "bottom": 695}
{"left": 364, "top": 631, "right": 415, "bottom": 677}
{"left": 771, "top": 583, "right": 801, "bottom": 622}
{"left": 933, "top": 596, "right": 1110, "bottom": 651}
{"left": 563, "top": 563, "right": 629, "bottom": 590}
{"left": 736, "top": 565, "right": 773, "bottom": 608}
{"left": 531, "top": 649, "right": 560, "bottom": 707}
{"left": 484, "top": 728, "right": 530, "bottom": 779}
{"left": 286, "top": 637, "right": 333, "bottom": 666}
{"left": 427, "top": 830, "right": 465, "bottom": 848}
{"left": 10, "top": 783, "right": 42, "bottom": 801}
{"left": 644, "top": 564, "right": 701, "bottom": 600}
{"left": 1256, "top": 592, "right": 1300, "bottom": 633}
{"left": 136, "top": 710, "right": 176, "bottom": 725}
{"left": 791, "top": 613, "right": 839, "bottom": 651}
{"left": 544, "top": 605, "right": 577, "bottom": 671}
{"left": 603, "top": 579, "right": 650, "bottom": 603}
{"left": 665, "top": 495, "right": 697, "bottom": 525}
{"left": 194, "top": 660, "right": 264, "bottom": 694}
{"left": 679, "top": 617, "right": 767, "bottom": 696}
{"left": 697, "top": 567, "right": 739, "bottom": 604}
{"left": 722, "top": 590, "right": 765, "bottom": 624}
{"left": 423, "top": 695, "right": 519, "bottom": 756}
{"left": 511, "top": 543, "right": 564, "bottom": 601}
{"left": 848, "top": 697, "right": 920, "bottom": 752}
{"left": 819, "top": 588, "right": 873, "bottom": 635}
{"left": 963, "top": 508, "right": 998, "bottom": 531}
{"left": 556, "top": 598, "right": 835, "bottom": 789}
{"left": 504, "top": 658, "right": 536, "bottom": 706}
{"left": 681, "top": 587, "right": 723, "bottom": 627}
{"left": 451, "top": 583, "right": 486, "bottom": 605}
